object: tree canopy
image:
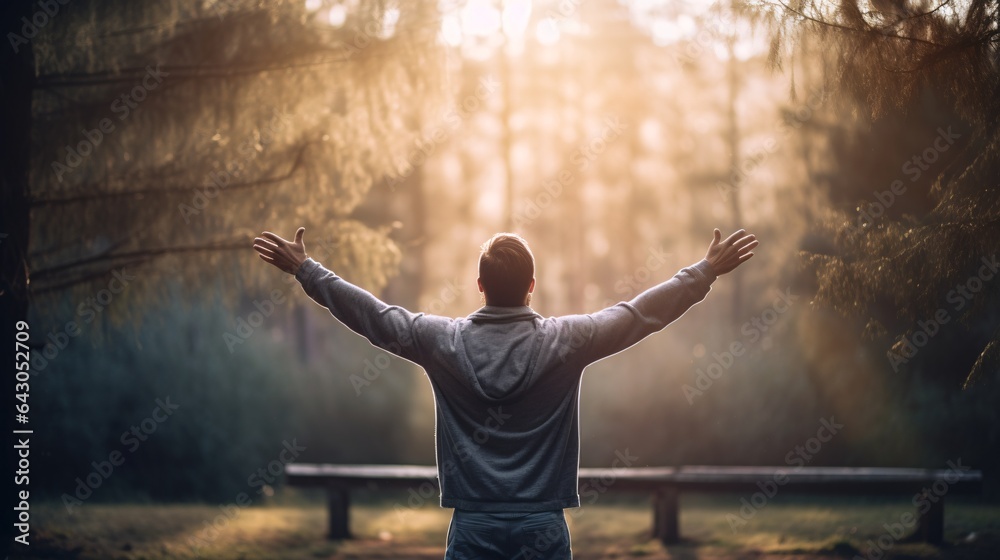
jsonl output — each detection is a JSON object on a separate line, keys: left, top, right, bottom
{"left": 25, "top": 0, "right": 447, "bottom": 321}
{"left": 756, "top": 0, "right": 1000, "bottom": 388}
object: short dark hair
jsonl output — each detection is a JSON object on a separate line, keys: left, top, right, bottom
{"left": 479, "top": 233, "right": 534, "bottom": 307}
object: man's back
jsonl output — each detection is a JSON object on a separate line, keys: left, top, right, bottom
{"left": 293, "top": 257, "right": 717, "bottom": 511}
{"left": 420, "top": 305, "right": 589, "bottom": 512}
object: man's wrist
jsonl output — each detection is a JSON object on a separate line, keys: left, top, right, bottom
{"left": 293, "top": 257, "right": 311, "bottom": 279}
{"left": 695, "top": 258, "right": 719, "bottom": 281}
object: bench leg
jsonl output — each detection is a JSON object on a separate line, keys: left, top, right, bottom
{"left": 652, "top": 487, "right": 679, "bottom": 544}
{"left": 916, "top": 492, "right": 944, "bottom": 545}
{"left": 326, "top": 487, "right": 351, "bottom": 540}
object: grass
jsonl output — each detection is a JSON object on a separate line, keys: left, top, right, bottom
{"left": 12, "top": 493, "right": 1000, "bottom": 559}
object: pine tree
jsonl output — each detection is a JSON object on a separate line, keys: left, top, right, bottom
{"left": 12, "top": 0, "right": 447, "bottom": 328}
{"left": 754, "top": 0, "right": 1000, "bottom": 387}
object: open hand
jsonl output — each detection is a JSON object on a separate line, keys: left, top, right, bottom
{"left": 705, "top": 228, "right": 757, "bottom": 276}
{"left": 253, "top": 227, "right": 309, "bottom": 275}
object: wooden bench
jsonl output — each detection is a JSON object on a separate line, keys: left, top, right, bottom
{"left": 285, "top": 464, "right": 982, "bottom": 545}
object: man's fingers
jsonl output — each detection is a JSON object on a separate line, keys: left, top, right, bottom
{"left": 254, "top": 237, "right": 281, "bottom": 251}
{"left": 257, "top": 253, "right": 275, "bottom": 263}
{"left": 733, "top": 237, "right": 758, "bottom": 252}
{"left": 713, "top": 228, "right": 722, "bottom": 244}
{"left": 738, "top": 252, "right": 754, "bottom": 263}
{"left": 261, "top": 231, "right": 289, "bottom": 246}
{"left": 294, "top": 227, "right": 305, "bottom": 244}
{"left": 723, "top": 229, "right": 746, "bottom": 246}
{"left": 253, "top": 240, "right": 279, "bottom": 254}
{"left": 253, "top": 245, "right": 277, "bottom": 258}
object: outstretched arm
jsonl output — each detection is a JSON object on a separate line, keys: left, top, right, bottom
{"left": 253, "top": 227, "right": 423, "bottom": 360}
{"left": 571, "top": 229, "right": 758, "bottom": 365}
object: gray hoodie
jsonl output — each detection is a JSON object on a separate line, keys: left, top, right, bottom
{"left": 295, "top": 257, "right": 717, "bottom": 512}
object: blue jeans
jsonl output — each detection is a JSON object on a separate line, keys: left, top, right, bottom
{"left": 444, "top": 509, "right": 572, "bottom": 560}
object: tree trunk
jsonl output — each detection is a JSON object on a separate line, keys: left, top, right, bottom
{"left": 725, "top": 36, "right": 743, "bottom": 323}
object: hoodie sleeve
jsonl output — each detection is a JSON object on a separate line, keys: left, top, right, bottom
{"left": 568, "top": 259, "right": 717, "bottom": 367}
{"left": 294, "top": 258, "right": 425, "bottom": 362}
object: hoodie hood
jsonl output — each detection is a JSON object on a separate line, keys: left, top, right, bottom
{"left": 467, "top": 305, "right": 540, "bottom": 323}
{"left": 458, "top": 305, "right": 544, "bottom": 400}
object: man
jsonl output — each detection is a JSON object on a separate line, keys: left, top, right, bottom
{"left": 253, "top": 227, "right": 757, "bottom": 559}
